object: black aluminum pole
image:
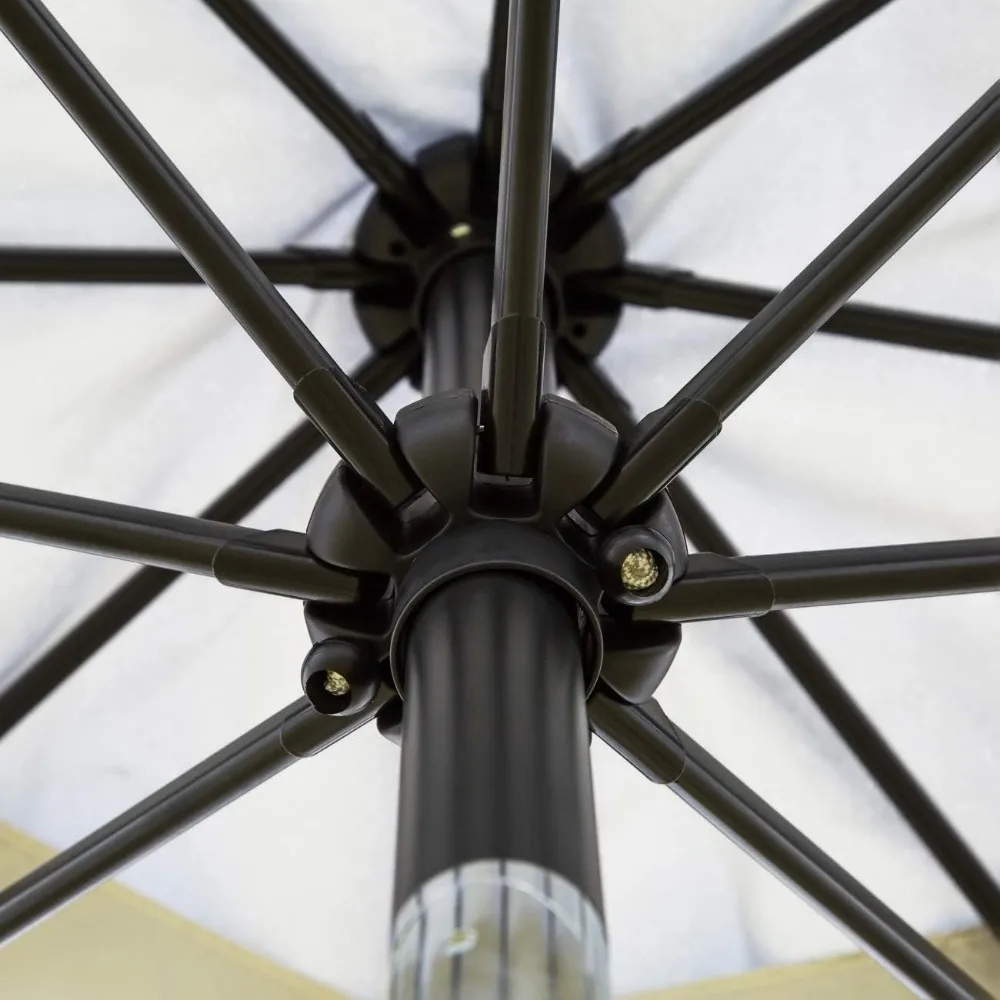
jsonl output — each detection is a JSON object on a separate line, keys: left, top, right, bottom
{"left": 589, "top": 693, "right": 994, "bottom": 1000}
{"left": 484, "top": 0, "right": 560, "bottom": 476}
{"left": 583, "top": 266, "right": 1000, "bottom": 361}
{"left": 423, "top": 252, "right": 496, "bottom": 395}
{"left": 552, "top": 0, "right": 895, "bottom": 228}
{"left": 0, "top": 483, "right": 362, "bottom": 603}
{"left": 0, "top": 339, "right": 419, "bottom": 742}
{"left": 592, "top": 79, "right": 1000, "bottom": 523}
{"left": 394, "top": 574, "right": 601, "bottom": 911}
{"left": 0, "top": 247, "right": 405, "bottom": 289}
{"left": 639, "top": 539, "right": 1000, "bottom": 621}
{"left": 0, "top": 0, "right": 417, "bottom": 507}
{"left": 424, "top": 252, "right": 555, "bottom": 396}
{"left": 0, "top": 692, "right": 389, "bottom": 945}
{"left": 390, "top": 137, "right": 602, "bottom": 991}
{"left": 392, "top": 574, "right": 606, "bottom": 995}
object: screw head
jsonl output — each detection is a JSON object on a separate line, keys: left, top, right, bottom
{"left": 323, "top": 670, "right": 351, "bottom": 697}
{"left": 621, "top": 549, "right": 659, "bottom": 591}
{"left": 301, "top": 640, "right": 378, "bottom": 716}
{"left": 598, "top": 524, "right": 676, "bottom": 606}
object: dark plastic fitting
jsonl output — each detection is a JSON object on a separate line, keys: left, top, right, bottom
{"left": 375, "top": 696, "right": 405, "bottom": 746}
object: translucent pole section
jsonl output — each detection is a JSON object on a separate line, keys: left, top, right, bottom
{"left": 390, "top": 860, "right": 609, "bottom": 1000}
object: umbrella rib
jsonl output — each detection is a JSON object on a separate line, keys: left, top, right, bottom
{"left": 575, "top": 265, "right": 1000, "bottom": 361}
{"left": 552, "top": 0, "right": 896, "bottom": 226}
{"left": 0, "top": 482, "right": 364, "bottom": 603}
{"left": 0, "top": 339, "right": 418, "bottom": 742}
{"left": 0, "top": 246, "right": 408, "bottom": 290}
{"left": 200, "top": 0, "right": 442, "bottom": 233}
{"left": 474, "top": 0, "right": 511, "bottom": 208}
{"left": 0, "top": 0, "right": 417, "bottom": 507}
{"left": 483, "top": 0, "right": 561, "bottom": 476}
{"left": 590, "top": 79, "right": 1000, "bottom": 524}
{"left": 0, "top": 692, "right": 390, "bottom": 946}
{"left": 668, "top": 479, "right": 1000, "bottom": 933}
{"left": 558, "top": 348, "right": 1000, "bottom": 934}
{"left": 640, "top": 539, "right": 1000, "bottom": 621}
{"left": 589, "top": 693, "right": 995, "bottom": 1000}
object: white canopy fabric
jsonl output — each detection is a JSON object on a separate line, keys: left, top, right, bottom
{"left": 0, "top": 0, "right": 998, "bottom": 996}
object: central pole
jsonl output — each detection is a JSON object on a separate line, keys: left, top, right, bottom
{"left": 391, "top": 252, "right": 604, "bottom": 997}
{"left": 422, "top": 252, "right": 495, "bottom": 395}
{"left": 422, "top": 251, "right": 556, "bottom": 397}
{"left": 390, "top": 3, "right": 607, "bottom": 993}
{"left": 390, "top": 574, "right": 606, "bottom": 997}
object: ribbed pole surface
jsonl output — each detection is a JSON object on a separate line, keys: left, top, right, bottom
{"left": 391, "top": 575, "right": 607, "bottom": 999}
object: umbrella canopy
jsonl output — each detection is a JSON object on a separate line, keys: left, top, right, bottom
{"left": 0, "top": 0, "right": 998, "bottom": 996}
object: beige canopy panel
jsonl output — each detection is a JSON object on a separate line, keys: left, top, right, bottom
{"left": 633, "top": 931, "right": 1000, "bottom": 1000}
{"left": 2, "top": 822, "right": 998, "bottom": 999}
{"left": 0, "top": 821, "right": 341, "bottom": 999}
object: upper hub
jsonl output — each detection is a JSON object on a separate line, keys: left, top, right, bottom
{"left": 350, "top": 133, "right": 627, "bottom": 379}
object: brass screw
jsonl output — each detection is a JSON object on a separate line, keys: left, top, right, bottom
{"left": 620, "top": 549, "right": 658, "bottom": 591}
{"left": 323, "top": 670, "right": 351, "bottom": 697}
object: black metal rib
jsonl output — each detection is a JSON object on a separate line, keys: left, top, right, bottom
{"left": 638, "top": 539, "right": 1000, "bottom": 622}
{"left": 0, "top": 0, "right": 417, "bottom": 507}
{"left": 474, "top": 0, "right": 511, "bottom": 206}
{"left": 0, "top": 340, "right": 417, "bottom": 742}
{"left": 484, "top": 0, "right": 560, "bottom": 476}
{"left": 669, "top": 479, "right": 1000, "bottom": 934}
{"left": 490, "top": 0, "right": 560, "bottom": 327}
{"left": 558, "top": 347, "right": 1000, "bottom": 933}
{"left": 0, "top": 247, "right": 408, "bottom": 290}
{"left": 591, "top": 80, "right": 1000, "bottom": 524}
{"left": 552, "top": 0, "right": 895, "bottom": 225}
{"left": 0, "top": 482, "right": 361, "bottom": 602}
{"left": 754, "top": 540, "right": 1000, "bottom": 609}
{"left": 578, "top": 266, "right": 1000, "bottom": 361}
{"left": 0, "top": 483, "right": 249, "bottom": 572}
{"left": 0, "top": 691, "right": 390, "bottom": 945}
{"left": 589, "top": 693, "right": 993, "bottom": 1000}
{"left": 200, "top": 0, "right": 442, "bottom": 235}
